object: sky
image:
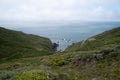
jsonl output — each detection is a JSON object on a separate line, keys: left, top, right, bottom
{"left": 0, "top": 0, "right": 120, "bottom": 28}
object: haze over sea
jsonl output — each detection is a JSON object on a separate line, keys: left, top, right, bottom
{"left": 2, "top": 22, "right": 120, "bottom": 51}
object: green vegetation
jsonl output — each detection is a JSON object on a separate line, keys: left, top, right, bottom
{"left": 0, "top": 27, "right": 54, "bottom": 61}
{"left": 65, "top": 27, "right": 120, "bottom": 52}
{"left": 14, "top": 70, "right": 51, "bottom": 80}
{"left": 0, "top": 27, "right": 120, "bottom": 80}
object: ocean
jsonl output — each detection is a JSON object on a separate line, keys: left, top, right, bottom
{"left": 4, "top": 22, "right": 120, "bottom": 51}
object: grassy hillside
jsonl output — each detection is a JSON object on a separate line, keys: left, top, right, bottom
{"left": 0, "top": 27, "right": 120, "bottom": 80}
{"left": 65, "top": 27, "right": 120, "bottom": 52}
{"left": 0, "top": 27, "right": 53, "bottom": 60}
{"left": 0, "top": 43, "right": 119, "bottom": 80}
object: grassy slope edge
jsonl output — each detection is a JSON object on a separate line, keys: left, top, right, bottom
{"left": 65, "top": 27, "right": 120, "bottom": 52}
{"left": 0, "top": 27, "right": 54, "bottom": 60}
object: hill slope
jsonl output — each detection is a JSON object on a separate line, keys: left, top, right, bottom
{"left": 0, "top": 27, "right": 120, "bottom": 80}
{"left": 65, "top": 27, "right": 120, "bottom": 52}
{"left": 0, "top": 27, "right": 53, "bottom": 60}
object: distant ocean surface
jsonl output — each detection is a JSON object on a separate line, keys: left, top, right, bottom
{"left": 4, "top": 22, "right": 120, "bottom": 51}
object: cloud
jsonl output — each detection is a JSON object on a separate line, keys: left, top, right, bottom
{"left": 0, "top": 0, "right": 120, "bottom": 22}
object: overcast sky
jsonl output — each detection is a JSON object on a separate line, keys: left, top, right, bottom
{"left": 0, "top": 0, "right": 120, "bottom": 28}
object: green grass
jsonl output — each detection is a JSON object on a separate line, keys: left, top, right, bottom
{"left": 0, "top": 27, "right": 120, "bottom": 80}
{"left": 0, "top": 45, "right": 119, "bottom": 80}
{"left": 0, "top": 27, "right": 54, "bottom": 61}
{"left": 14, "top": 70, "right": 51, "bottom": 80}
{"left": 65, "top": 27, "right": 120, "bottom": 52}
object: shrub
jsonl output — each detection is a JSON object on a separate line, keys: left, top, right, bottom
{"left": 0, "top": 71, "right": 14, "bottom": 80}
{"left": 47, "top": 57, "right": 67, "bottom": 66}
{"left": 14, "top": 70, "right": 51, "bottom": 80}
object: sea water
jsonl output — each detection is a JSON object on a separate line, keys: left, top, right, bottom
{"left": 5, "top": 22, "right": 120, "bottom": 51}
